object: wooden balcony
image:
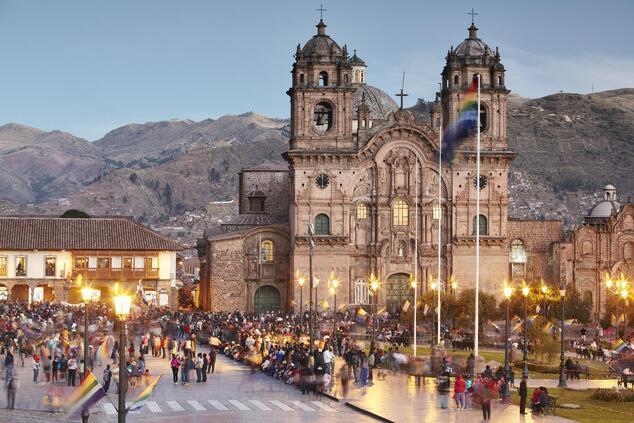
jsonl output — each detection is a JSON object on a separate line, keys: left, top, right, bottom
{"left": 72, "top": 267, "right": 160, "bottom": 280}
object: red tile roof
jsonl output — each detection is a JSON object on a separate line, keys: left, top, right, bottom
{"left": 0, "top": 216, "right": 182, "bottom": 251}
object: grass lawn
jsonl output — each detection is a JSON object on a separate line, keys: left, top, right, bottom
{"left": 509, "top": 388, "right": 634, "bottom": 423}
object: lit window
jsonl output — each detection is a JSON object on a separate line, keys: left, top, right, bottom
{"left": 357, "top": 203, "right": 367, "bottom": 220}
{"left": 123, "top": 257, "right": 133, "bottom": 269}
{"left": 472, "top": 215, "right": 488, "bottom": 236}
{"left": 0, "top": 257, "right": 6, "bottom": 277}
{"left": 260, "top": 240, "right": 274, "bottom": 262}
{"left": 319, "top": 71, "right": 328, "bottom": 86}
{"left": 45, "top": 256, "right": 56, "bottom": 277}
{"left": 355, "top": 279, "right": 369, "bottom": 304}
{"left": 74, "top": 257, "right": 88, "bottom": 269}
{"left": 393, "top": 200, "right": 409, "bottom": 226}
{"left": 315, "top": 214, "right": 330, "bottom": 235}
{"left": 97, "top": 257, "right": 110, "bottom": 269}
{"left": 15, "top": 256, "right": 27, "bottom": 277}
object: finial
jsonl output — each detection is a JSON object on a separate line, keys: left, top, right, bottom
{"left": 467, "top": 8, "right": 478, "bottom": 25}
{"left": 317, "top": 19, "right": 327, "bottom": 36}
{"left": 468, "top": 23, "right": 478, "bottom": 39}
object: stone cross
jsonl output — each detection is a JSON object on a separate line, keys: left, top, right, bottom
{"left": 316, "top": 4, "right": 327, "bottom": 20}
{"left": 467, "top": 8, "right": 478, "bottom": 25}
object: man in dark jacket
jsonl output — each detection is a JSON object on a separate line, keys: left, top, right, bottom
{"left": 519, "top": 375, "right": 528, "bottom": 414}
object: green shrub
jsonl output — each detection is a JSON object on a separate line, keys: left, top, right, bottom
{"left": 591, "top": 388, "right": 634, "bottom": 403}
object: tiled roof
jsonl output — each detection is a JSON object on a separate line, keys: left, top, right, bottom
{"left": 0, "top": 216, "right": 182, "bottom": 251}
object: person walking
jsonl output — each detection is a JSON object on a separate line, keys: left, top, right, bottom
{"left": 103, "top": 365, "right": 112, "bottom": 393}
{"left": 208, "top": 348, "right": 216, "bottom": 374}
{"left": 202, "top": 354, "right": 208, "bottom": 382}
{"left": 51, "top": 355, "right": 59, "bottom": 383}
{"left": 454, "top": 373, "right": 466, "bottom": 410}
{"left": 519, "top": 375, "right": 528, "bottom": 415}
{"left": 32, "top": 354, "right": 40, "bottom": 383}
{"left": 67, "top": 356, "right": 78, "bottom": 387}
{"left": 43, "top": 356, "right": 52, "bottom": 383}
{"left": 195, "top": 353, "right": 203, "bottom": 383}
{"left": 6, "top": 369, "right": 17, "bottom": 410}
{"left": 3, "top": 348, "right": 14, "bottom": 381}
{"left": 170, "top": 355, "right": 180, "bottom": 385}
{"left": 437, "top": 373, "right": 451, "bottom": 409}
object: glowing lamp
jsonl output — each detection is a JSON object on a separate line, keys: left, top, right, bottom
{"left": 621, "top": 289, "right": 628, "bottom": 300}
{"left": 332, "top": 278, "right": 339, "bottom": 289}
{"left": 114, "top": 294, "right": 132, "bottom": 319}
{"left": 503, "top": 286, "right": 513, "bottom": 300}
{"left": 81, "top": 287, "right": 93, "bottom": 303}
{"left": 541, "top": 285, "right": 548, "bottom": 294}
{"left": 431, "top": 282, "right": 437, "bottom": 291}
{"left": 329, "top": 287, "right": 336, "bottom": 295}
{"left": 522, "top": 286, "right": 530, "bottom": 297}
{"left": 559, "top": 288, "right": 567, "bottom": 298}
{"left": 297, "top": 277, "right": 305, "bottom": 287}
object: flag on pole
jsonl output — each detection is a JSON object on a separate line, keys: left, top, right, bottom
{"left": 423, "top": 304, "right": 430, "bottom": 316}
{"left": 356, "top": 307, "right": 368, "bottom": 317}
{"left": 543, "top": 322, "right": 554, "bottom": 334}
{"left": 611, "top": 313, "right": 617, "bottom": 326}
{"left": 487, "top": 320, "right": 501, "bottom": 333}
{"left": 128, "top": 375, "right": 161, "bottom": 411}
{"left": 65, "top": 369, "right": 106, "bottom": 417}
{"left": 535, "top": 305, "right": 541, "bottom": 314}
{"left": 137, "top": 280, "right": 148, "bottom": 305}
{"left": 441, "top": 76, "right": 478, "bottom": 162}
{"left": 402, "top": 300, "right": 411, "bottom": 312}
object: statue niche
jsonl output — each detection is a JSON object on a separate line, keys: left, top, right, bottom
{"left": 385, "top": 148, "right": 417, "bottom": 195}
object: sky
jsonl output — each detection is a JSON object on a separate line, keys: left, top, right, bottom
{"left": 1, "top": 0, "right": 633, "bottom": 140}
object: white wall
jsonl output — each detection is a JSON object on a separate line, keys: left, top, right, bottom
{"left": 159, "top": 251, "right": 176, "bottom": 280}
{"left": 0, "top": 250, "right": 72, "bottom": 279}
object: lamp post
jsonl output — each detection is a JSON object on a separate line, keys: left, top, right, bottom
{"left": 369, "top": 273, "right": 379, "bottom": 354}
{"left": 502, "top": 283, "right": 513, "bottom": 403}
{"left": 621, "top": 287, "right": 629, "bottom": 340}
{"left": 81, "top": 286, "right": 93, "bottom": 381}
{"left": 558, "top": 286, "right": 567, "bottom": 388}
{"left": 540, "top": 283, "right": 548, "bottom": 321}
{"left": 431, "top": 280, "right": 437, "bottom": 346}
{"left": 314, "top": 276, "right": 320, "bottom": 347}
{"left": 113, "top": 286, "right": 132, "bottom": 423}
{"left": 307, "top": 223, "right": 315, "bottom": 352}
{"left": 330, "top": 276, "right": 339, "bottom": 355}
{"left": 410, "top": 275, "right": 417, "bottom": 356}
{"left": 522, "top": 285, "right": 530, "bottom": 379}
{"left": 296, "top": 272, "right": 305, "bottom": 332}
{"left": 605, "top": 273, "right": 630, "bottom": 340}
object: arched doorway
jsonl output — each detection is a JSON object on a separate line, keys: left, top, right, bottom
{"left": 33, "top": 283, "right": 54, "bottom": 303}
{"left": 254, "top": 285, "right": 280, "bottom": 314}
{"left": 11, "top": 284, "right": 30, "bottom": 302}
{"left": 386, "top": 273, "right": 413, "bottom": 317}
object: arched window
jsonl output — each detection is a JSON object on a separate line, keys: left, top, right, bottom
{"left": 479, "top": 103, "right": 488, "bottom": 132}
{"left": 581, "top": 240, "right": 593, "bottom": 256}
{"left": 299, "top": 73, "right": 305, "bottom": 84}
{"left": 343, "top": 74, "right": 348, "bottom": 84}
{"left": 357, "top": 203, "right": 367, "bottom": 220}
{"left": 454, "top": 75, "right": 459, "bottom": 85}
{"left": 583, "top": 290, "right": 593, "bottom": 305}
{"left": 260, "top": 240, "right": 274, "bottom": 262}
{"left": 319, "top": 71, "right": 328, "bottom": 86}
{"left": 313, "top": 102, "right": 333, "bottom": 134}
{"left": 624, "top": 242, "right": 634, "bottom": 261}
{"left": 496, "top": 75, "right": 502, "bottom": 86}
{"left": 354, "top": 279, "right": 369, "bottom": 304}
{"left": 472, "top": 215, "right": 488, "bottom": 236}
{"left": 393, "top": 200, "right": 409, "bottom": 226}
{"left": 314, "top": 214, "right": 330, "bottom": 235}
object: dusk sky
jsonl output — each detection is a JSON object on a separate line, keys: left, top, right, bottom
{"left": 1, "top": 0, "right": 632, "bottom": 140}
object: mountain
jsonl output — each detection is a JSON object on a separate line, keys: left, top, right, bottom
{"left": 95, "top": 112, "right": 289, "bottom": 167}
{"left": 0, "top": 124, "right": 104, "bottom": 203}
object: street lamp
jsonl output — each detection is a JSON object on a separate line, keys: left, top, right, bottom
{"left": 369, "top": 273, "right": 379, "bottom": 354}
{"left": 430, "top": 279, "right": 437, "bottom": 345}
{"left": 605, "top": 273, "right": 630, "bottom": 340}
{"left": 81, "top": 286, "right": 93, "bottom": 381}
{"left": 296, "top": 271, "right": 305, "bottom": 331}
{"left": 113, "top": 285, "right": 132, "bottom": 423}
{"left": 521, "top": 284, "right": 530, "bottom": 379}
{"left": 558, "top": 286, "right": 567, "bottom": 388}
{"left": 621, "top": 286, "right": 629, "bottom": 340}
{"left": 330, "top": 276, "right": 339, "bottom": 355}
{"left": 502, "top": 282, "right": 513, "bottom": 403}
{"left": 313, "top": 276, "right": 320, "bottom": 348}
{"left": 540, "top": 282, "right": 548, "bottom": 321}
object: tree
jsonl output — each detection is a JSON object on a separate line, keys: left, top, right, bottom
{"left": 454, "top": 289, "right": 501, "bottom": 331}
{"left": 60, "top": 209, "right": 90, "bottom": 218}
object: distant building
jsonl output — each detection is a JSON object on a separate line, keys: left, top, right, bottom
{"left": 0, "top": 216, "right": 182, "bottom": 309}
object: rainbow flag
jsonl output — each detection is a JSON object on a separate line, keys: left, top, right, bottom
{"left": 128, "top": 375, "right": 161, "bottom": 411}
{"left": 543, "top": 321, "right": 554, "bottom": 334}
{"left": 95, "top": 336, "right": 113, "bottom": 365}
{"left": 65, "top": 369, "right": 106, "bottom": 417}
{"left": 612, "top": 338, "right": 630, "bottom": 353}
{"left": 441, "top": 76, "right": 479, "bottom": 162}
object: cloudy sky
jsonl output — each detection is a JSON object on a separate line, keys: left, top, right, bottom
{"left": 1, "top": 0, "right": 632, "bottom": 140}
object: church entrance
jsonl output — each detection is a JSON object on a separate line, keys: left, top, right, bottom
{"left": 254, "top": 285, "right": 280, "bottom": 314}
{"left": 386, "top": 273, "right": 413, "bottom": 317}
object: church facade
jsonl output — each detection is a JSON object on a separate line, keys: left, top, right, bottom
{"left": 197, "top": 19, "right": 631, "bottom": 322}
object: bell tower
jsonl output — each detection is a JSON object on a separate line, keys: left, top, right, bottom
{"left": 288, "top": 19, "right": 355, "bottom": 151}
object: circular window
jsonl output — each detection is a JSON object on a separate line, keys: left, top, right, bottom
{"left": 313, "top": 102, "right": 333, "bottom": 134}
{"left": 315, "top": 174, "right": 330, "bottom": 189}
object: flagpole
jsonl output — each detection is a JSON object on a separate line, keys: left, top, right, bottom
{"left": 413, "top": 157, "right": 419, "bottom": 356}
{"left": 437, "top": 86, "right": 443, "bottom": 347}
{"left": 474, "top": 74, "right": 481, "bottom": 358}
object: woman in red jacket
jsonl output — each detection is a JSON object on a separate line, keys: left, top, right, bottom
{"left": 454, "top": 373, "right": 466, "bottom": 409}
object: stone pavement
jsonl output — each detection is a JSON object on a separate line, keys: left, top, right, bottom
{"left": 0, "top": 353, "right": 372, "bottom": 423}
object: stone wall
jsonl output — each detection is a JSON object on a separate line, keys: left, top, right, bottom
{"left": 209, "top": 236, "right": 247, "bottom": 311}
{"left": 507, "top": 219, "right": 564, "bottom": 283}
{"left": 240, "top": 170, "right": 290, "bottom": 222}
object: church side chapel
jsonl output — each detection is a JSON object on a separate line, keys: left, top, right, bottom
{"left": 197, "top": 17, "right": 633, "bottom": 322}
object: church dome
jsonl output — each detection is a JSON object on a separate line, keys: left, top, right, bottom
{"left": 300, "top": 20, "right": 344, "bottom": 61}
{"left": 352, "top": 85, "right": 399, "bottom": 120}
{"left": 589, "top": 200, "right": 620, "bottom": 218}
{"left": 454, "top": 24, "right": 493, "bottom": 57}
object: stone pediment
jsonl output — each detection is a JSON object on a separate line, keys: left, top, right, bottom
{"left": 358, "top": 119, "right": 438, "bottom": 162}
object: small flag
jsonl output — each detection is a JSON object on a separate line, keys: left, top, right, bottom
{"left": 535, "top": 305, "right": 541, "bottom": 314}
{"left": 612, "top": 338, "right": 630, "bottom": 353}
{"left": 423, "top": 304, "right": 430, "bottom": 316}
{"left": 356, "top": 308, "right": 368, "bottom": 317}
{"left": 95, "top": 336, "right": 113, "bottom": 365}
{"left": 611, "top": 313, "right": 617, "bottom": 326}
{"left": 543, "top": 322, "right": 554, "bottom": 334}
{"left": 65, "top": 369, "right": 106, "bottom": 417}
{"left": 511, "top": 321, "right": 523, "bottom": 333}
{"left": 402, "top": 300, "right": 411, "bottom": 312}
{"left": 137, "top": 280, "right": 148, "bottom": 305}
{"left": 488, "top": 320, "right": 501, "bottom": 334}
{"left": 128, "top": 375, "right": 161, "bottom": 411}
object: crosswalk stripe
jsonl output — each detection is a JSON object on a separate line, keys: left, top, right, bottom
{"left": 228, "top": 399, "right": 250, "bottom": 410}
{"left": 147, "top": 401, "right": 162, "bottom": 413}
{"left": 270, "top": 400, "right": 293, "bottom": 411}
{"left": 187, "top": 400, "right": 206, "bottom": 411}
{"left": 167, "top": 400, "right": 185, "bottom": 411}
{"left": 291, "top": 401, "right": 316, "bottom": 411}
{"left": 208, "top": 400, "right": 229, "bottom": 410}
{"left": 249, "top": 400, "right": 272, "bottom": 411}
{"left": 311, "top": 401, "right": 336, "bottom": 412}
{"left": 103, "top": 403, "right": 117, "bottom": 415}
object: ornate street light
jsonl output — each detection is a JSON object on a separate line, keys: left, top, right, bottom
{"left": 81, "top": 285, "right": 93, "bottom": 381}
{"left": 540, "top": 282, "right": 549, "bottom": 321}
{"left": 521, "top": 284, "right": 530, "bottom": 379}
{"left": 558, "top": 286, "right": 568, "bottom": 388}
{"left": 502, "top": 281, "right": 513, "bottom": 403}
{"left": 330, "top": 275, "right": 339, "bottom": 355}
{"left": 605, "top": 272, "right": 630, "bottom": 340}
{"left": 369, "top": 273, "right": 380, "bottom": 354}
{"left": 113, "top": 284, "right": 132, "bottom": 423}
{"left": 295, "top": 271, "right": 305, "bottom": 331}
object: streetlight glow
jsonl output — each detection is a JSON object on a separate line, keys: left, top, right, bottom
{"left": 621, "top": 288, "right": 628, "bottom": 300}
{"left": 541, "top": 284, "right": 548, "bottom": 294}
{"left": 503, "top": 285, "right": 513, "bottom": 300}
{"left": 522, "top": 286, "right": 530, "bottom": 297}
{"left": 81, "top": 286, "right": 93, "bottom": 302}
{"left": 114, "top": 294, "right": 132, "bottom": 319}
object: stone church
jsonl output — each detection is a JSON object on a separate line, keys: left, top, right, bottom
{"left": 197, "top": 19, "right": 632, "bottom": 322}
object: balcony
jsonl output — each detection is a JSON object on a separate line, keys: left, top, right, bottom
{"left": 72, "top": 267, "right": 160, "bottom": 280}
